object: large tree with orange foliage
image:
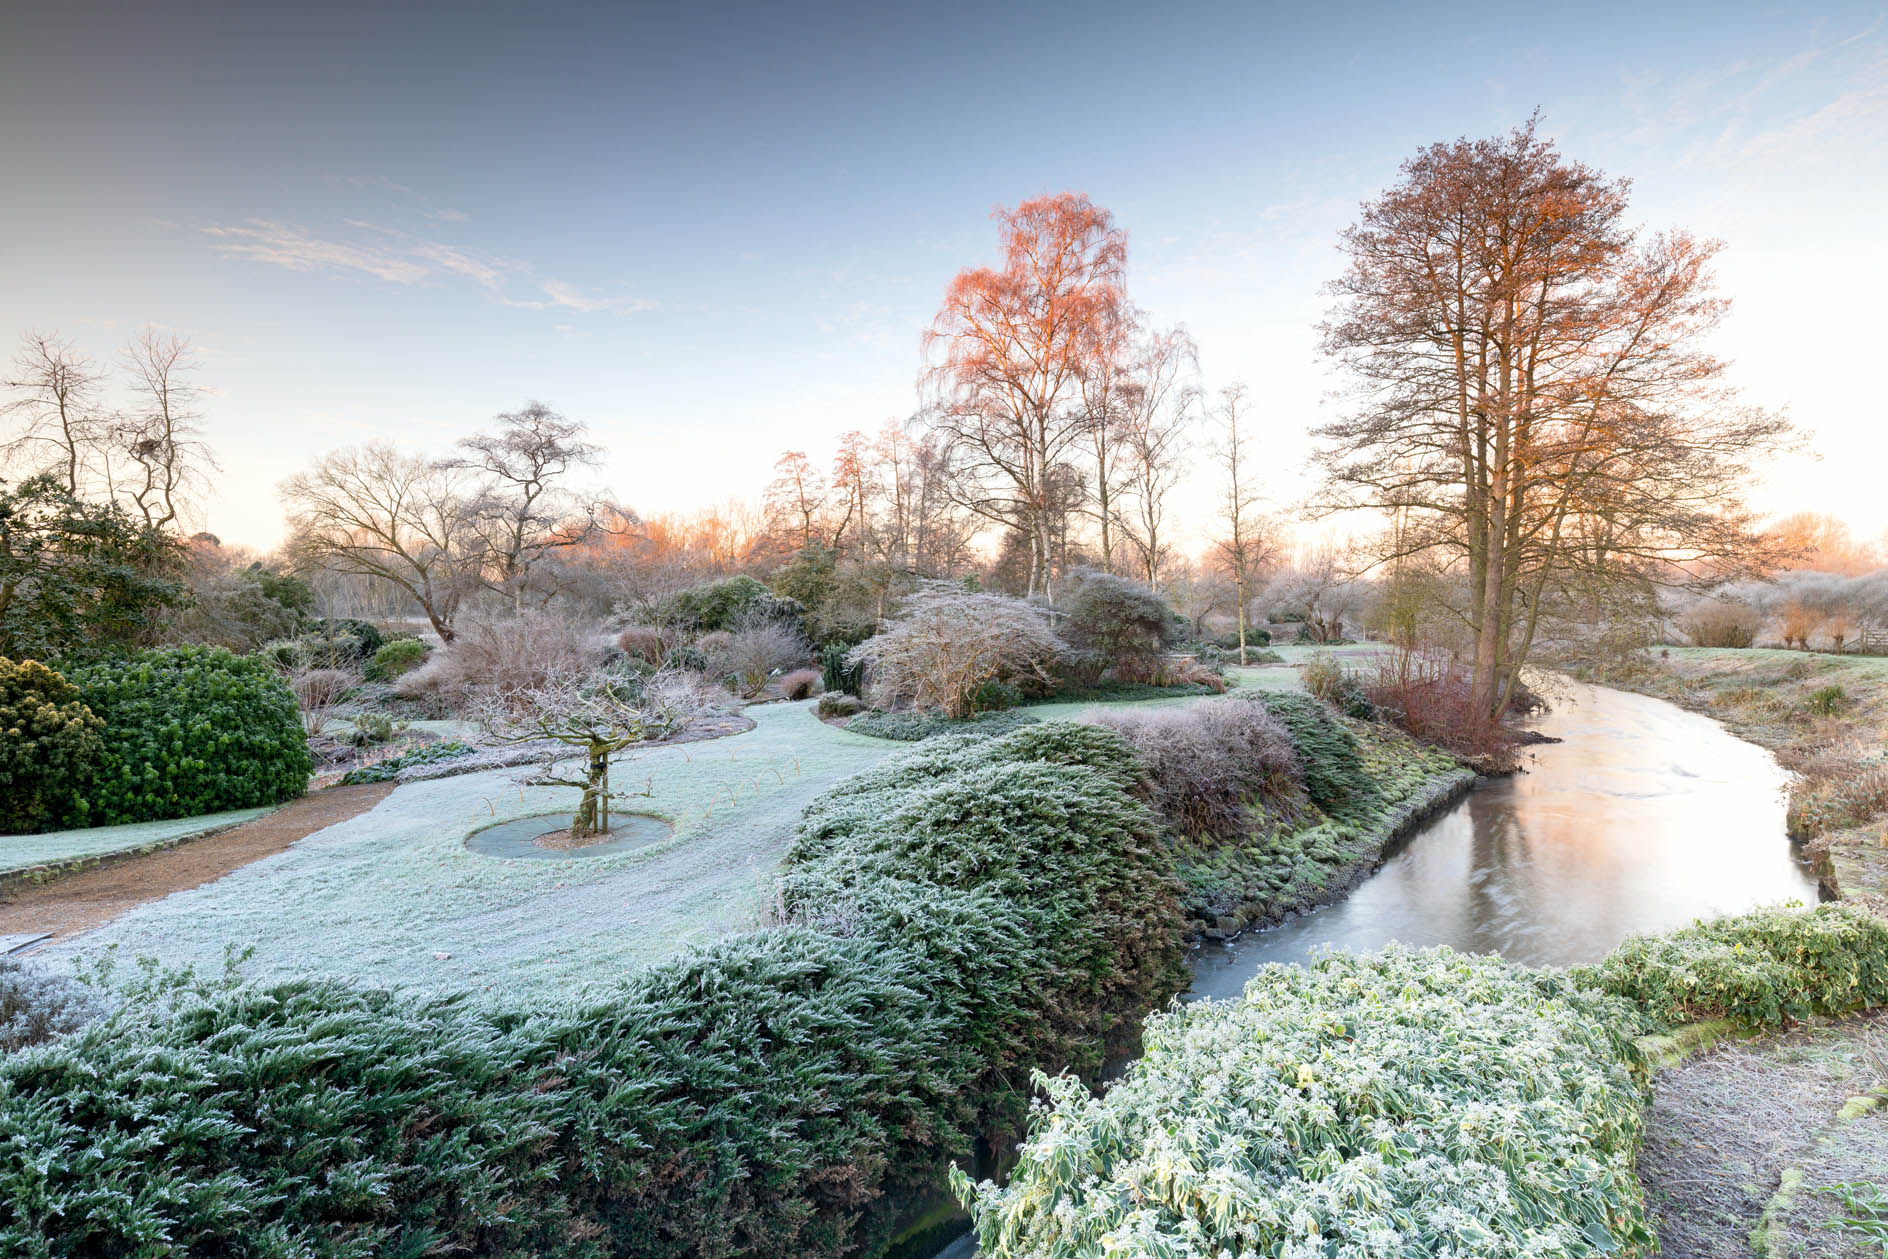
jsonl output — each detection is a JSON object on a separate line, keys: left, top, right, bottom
{"left": 925, "top": 193, "right": 1127, "bottom": 597}
{"left": 1318, "top": 116, "right": 1791, "bottom": 716}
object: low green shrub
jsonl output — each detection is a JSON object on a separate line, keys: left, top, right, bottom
{"left": 363, "top": 637, "right": 427, "bottom": 681}
{"left": 969, "top": 678, "right": 1021, "bottom": 711}
{"left": 64, "top": 646, "right": 310, "bottom": 825}
{"left": 1247, "top": 690, "right": 1380, "bottom": 816}
{"left": 953, "top": 947, "right": 1654, "bottom": 1259}
{"left": 1575, "top": 901, "right": 1888, "bottom": 1031}
{"left": 845, "top": 707, "right": 1039, "bottom": 742}
{"left": 1808, "top": 683, "right": 1848, "bottom": 716}
{"left": 303, "top": 617, "right": 385, "bottom": 666}
{"left": 666, "top": 574, "right": 806, "bottom": 635}
{"left": 815, "top": 691, "right": 864, "bottom": 718}
{"left": 0, "top": 658, "right": 102, "bottom": 833}
{"left": 1037, "top": 678, "right": 1223, "bottom": 705}
{"left": 344, "top": 712, "right": 405, "bottom": 748}
{"left": 340, "top": 739, "right": 475, "bottom": 784}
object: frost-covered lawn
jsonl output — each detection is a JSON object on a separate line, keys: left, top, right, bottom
{"left": 1, "top": 807, "right": 279, "bottom": 876}
{"left": 43, "top": 675, "right": 1318, "bottom": 995}
{"left": 45, "top": 702, "right": 899, "bottom": 994}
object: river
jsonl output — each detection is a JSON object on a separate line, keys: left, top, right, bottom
{"left": 926, "top": 680, "right": 1817, "bottom": 1257}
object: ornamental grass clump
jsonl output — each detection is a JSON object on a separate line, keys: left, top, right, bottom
{"left": 953, "top": 946, "right": 1655, "bottom": 1259}
{"left": 1575, "top": 901, "right": 1888, "bottom": 1032}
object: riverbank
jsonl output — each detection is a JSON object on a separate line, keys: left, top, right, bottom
{"left": 1591, "top": 647, "right": 1888, "bottom": 912}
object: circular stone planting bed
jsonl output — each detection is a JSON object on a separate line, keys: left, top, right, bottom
{"left": 465, "top": 813, "right": 674, "bottom": 860}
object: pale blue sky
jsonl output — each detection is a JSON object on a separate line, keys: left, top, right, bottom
{"left": 3, "top": 1, "right": 1884, "bottom": 548}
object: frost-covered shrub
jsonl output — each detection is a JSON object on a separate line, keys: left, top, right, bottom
{"left": 1061, "top": 571, "right": 1178, "bottom": 677}
{"left": 395, "top": 612, "right": 611, "bottom": 710}
{"left": 785, "top": 753, "right": 1187, "bottom": 1124}
{"left": 850, "top": 583, "right": 1062, "bottom": 718}
{"left": 65, "top": 646, "right": 310, "bottom": 824}
{"left": 779, "top": 667, "right": 821, "bottom": 699}
{"left": 0, "top": 658, "right": 102, "bottom": 833}
{"left": 816, "top": 691, "right": 864, "bottom": 718}
{"left": 339, "top": 739, "right": 475, "bottom": 783}
{"left": 706, "top": 619, "right": 809, "bottom": 697}
{"left": 362, "top": 637, "right": 427, "bottom": 681}
{"left": 0, "top": 959, "right": 103, "bottom": 1052}
{"left": 665, "top": 574, "right": 806, "bottom": 635}
{"left": 1678, "top": 597, "right": 1761, "bottom": 648}
{"left": 302, "top": 616, "right": 384, "bottom": 667}
{"left": 0, "top": 931, "right": 962, "bottom": 1259}
{"left": 1575, "top": 901, "right": 1888, "bottom": 1032}
{"left": 613, "top": 624, "right": 667, "bottom": 663}
{"left": 1095, "top": 697, "right": 1303, "bottom": 843}
{"left": 1245, "top": 690, "right": 1379, "bottom": 816}
{"left": 1302, "top": 649, "right": 1374, "bottom": 718}
{"left": 953, "top": 947, "right": 1654, "bottom": 1259}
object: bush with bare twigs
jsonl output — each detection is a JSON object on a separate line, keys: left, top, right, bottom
{"left": 1363, "top": 646, "right": 1520, "bottom": 773}
{"left": 706, "top": 619, "right": 811, "bottom": 698}
{"left": 778, "top": 668, "right": 821, "bottom": 700}
{"left": 1678, "top": 599, "right": 1761, "bottom": 649}
{"left": 849, "top": 583, "right": 1062, "bottom": 719}
{"left": 290, "top": 667, "right": 355, "bottom": 736}
{"left": 396, "top": 612, "right": 613, "bottom": 711}
{"left": 614, "top": 625, "right": 668, "bottom": 664}
{"left": 1094, "top": 699, "right": 1303, "bottom": 843}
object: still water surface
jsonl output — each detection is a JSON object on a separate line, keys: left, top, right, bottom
{"left": 1189, "top": 679, "right": 1817, "bottom": 1000}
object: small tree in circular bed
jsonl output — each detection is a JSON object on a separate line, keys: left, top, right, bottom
{"left": 472, "top": 665, "right": 718, "bottom": 837}
{"left": 0, "top": 658, "right": 103, "bottom": 833}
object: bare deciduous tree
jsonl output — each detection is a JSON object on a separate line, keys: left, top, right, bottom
{"left": 2, "top": 332, "right": 107, "bottom": 494}
{"left": 450, "top": 401, "right": 600, "bottom": 610}
{"left": 1210, "top": 385, "right": 1273, "bottom": 664}
{"left": 1116, "top": 324, "right": 1199, "bottom": 588}
{"left": 472, "top": 666, "right": 717, "bottom": 838}
{"left": 118, "top": 329, "right": 216, "bottom": 530}
{"left": 281, "top": 444, "right": 486, "bottom": 643}
{"left": 1318, "top": 116, "right": 1793, "bottom": 715}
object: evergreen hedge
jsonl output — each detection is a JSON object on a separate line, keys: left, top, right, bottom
{"left": 64, "top": 646, "right": 310, "bottom": 825}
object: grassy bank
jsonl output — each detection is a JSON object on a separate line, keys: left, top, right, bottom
{"left": 1591, "top": 647, "right": 1888, "bottom": 912}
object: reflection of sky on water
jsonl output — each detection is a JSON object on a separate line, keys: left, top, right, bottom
{"left": 1189, "top": 682, "right": 1816, "bottom": 1000}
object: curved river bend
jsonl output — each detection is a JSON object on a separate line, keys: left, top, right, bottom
{"left": 1190, "top": 678, "right": 1819, "bottom": 997}
{"left": 928, "top": 680, "right": 1816, "bottom": 1257}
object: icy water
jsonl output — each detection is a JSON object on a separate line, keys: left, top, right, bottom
{"left": 1188, "top": 679, "right": 1818, "bottom": 1000}
{"left": 927, "top": 681, "right": 1817, "bottom": 1258}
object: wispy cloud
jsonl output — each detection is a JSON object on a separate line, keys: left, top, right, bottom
{"left": 202, "top": 218, "right": 652, "bottom": 313}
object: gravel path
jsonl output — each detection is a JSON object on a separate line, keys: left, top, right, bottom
{"left": 1638, "top": 1011, "right": 1888, "bottom": 1258}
